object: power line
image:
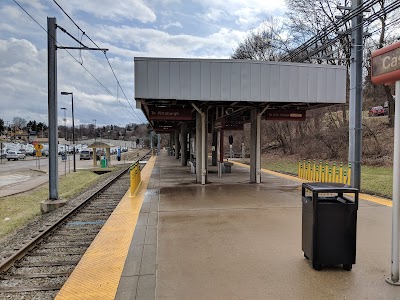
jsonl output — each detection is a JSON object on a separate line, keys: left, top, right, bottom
{"left": 11, "top": 0, "right": 145, "bottom": 124}
{"left": 286, "top": 0, "right": 400, "bottom": 62}
{"left": 280, "top": 0, "right": 381, "bottom": 62}
{"left": 52, "top": 0, "right": 146, "bottom": 124}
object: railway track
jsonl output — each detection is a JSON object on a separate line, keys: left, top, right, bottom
{"left": 0, "top": 152, "right": 150, "bottom": 299}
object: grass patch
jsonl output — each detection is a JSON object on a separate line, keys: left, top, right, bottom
{"left": 0, "top": 170, "right": 106, "bottom": 239}
{"left": 360, "top": 166, "right": 392, "bottom": 198}
{"left": 262, "top": 155, "right": 393, "bottom": 199}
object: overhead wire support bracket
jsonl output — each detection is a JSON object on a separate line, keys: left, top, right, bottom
{"left": 56, "top": 46, "right": 109, "bottom": 51}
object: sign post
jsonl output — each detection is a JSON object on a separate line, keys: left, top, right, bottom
{"left": 372, "top": 42, "right": 400, "bottom": 285}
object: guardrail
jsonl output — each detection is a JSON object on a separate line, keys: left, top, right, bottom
{"left": 130, "top": 161, "right": 142, "bottom": 197}
{"left": 298, "top": 159, "right": 351, "bottom": 185}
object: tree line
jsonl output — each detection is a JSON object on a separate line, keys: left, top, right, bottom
{"left": 0, "top": 117, "right": 151, "bottom": 142}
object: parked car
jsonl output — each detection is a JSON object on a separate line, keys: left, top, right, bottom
{"left": 6, "top": 151, "right": 26, "bottom": 161}
{"left": 80, "top": 150, "right": 93, "bottom": 160}
{"left": 368, "top": 106, "right": 385, "bottom": 117}
{"left": 96, "top": 149, "right": 104, "bottom": 160}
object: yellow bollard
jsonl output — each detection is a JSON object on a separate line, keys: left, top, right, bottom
{"left": 321, "top": 169, "right": 325, "bottom": 182}
{"left": 325, "top": 162, "right": 329, "bottom": 182}
{"left": 347, "top": 163, "right": 352, "bottom": 185}
{"left": 328, "top": 168, "right": 332, "bottom": 183}
{"left": 307, "top": 160, "right": 311, "bottom": 180}
{"left": 332, "top": 162, "right": 336, "bottom": 183}
{"left": 339, "top": 162, "right": 343, "bottom": 183}
{"left": 312, "top": 159, "right": 316, "bottom": 181}
{"left": 319, "top": 160, "right": 323, "bottom": 181}
{"left": 315, "top": 166, "right": 319, "bottom": 182}
{"left": 310, "top": 166, "right": 314, "bottom": 181}
{"left": 298, "top": 161, "right": 301, "bottom": 178}
{"left": 343, "top": 170, "right": 347, "bottom": 186}
{"left": 335, "top": 169, "right": 339, "bottom": 183}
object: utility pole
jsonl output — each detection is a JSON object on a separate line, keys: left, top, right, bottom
{"left": 45, "top": 17, "right": 108, "bottom": 202}
{"left": 93, "top": 119, "right": 97, "bottom": 142}
{"left": 61, "top": 107, "right": 67, "bottom": 176}
{"left": 348, "top": 0, "right": 363, "bottom": 190}
{"left": 48, "top": 17, "right": 58, "bottom": 200}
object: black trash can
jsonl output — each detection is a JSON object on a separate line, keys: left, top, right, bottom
{"left": 301, "top": 182, "right": 359, "bottom": 271}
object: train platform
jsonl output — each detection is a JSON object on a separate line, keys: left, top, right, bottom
{"left": 56, "top": 153, "right": 398, "bottom": 299}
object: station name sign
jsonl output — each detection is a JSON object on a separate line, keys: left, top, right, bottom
{"left": 371, "top": 41, "right": 400, "bottom": 85}
{"left": 265, "top": 110, "right": 306, "bottom": 121}
{"left": 215, "top": 117, "right": 244, "bottom": 130}
{"left": 148, "top": 107, "right": 192, "bottom": 121}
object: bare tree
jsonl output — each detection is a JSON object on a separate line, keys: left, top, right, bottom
{"left": 232, "top": 18, "right": 289, "bottom": 61}
{"left": 12, "top": 117, "right": 27, "bottom": 129}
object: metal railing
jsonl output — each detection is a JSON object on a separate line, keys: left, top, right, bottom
{"left": 298, "top": 159, "right": 351, "bottom": 185}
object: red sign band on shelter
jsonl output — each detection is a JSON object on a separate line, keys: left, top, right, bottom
{"left": 153, "top": 127, "right": 176, "bottom": 133}
{"left": 371, "top": 41, "right": 400, "bottom": 85}
{"left": 148, "top": 107, "right": 192, "bottom": 121}
{"left": 265, "top": 110, "right": 306, "bottom": 121}
{"left": 214, "top": 117, "right": 244, "bottom": 130}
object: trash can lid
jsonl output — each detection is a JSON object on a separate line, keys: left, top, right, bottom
{"left": 302, "top": 182, "right": 358, "bottom": 193}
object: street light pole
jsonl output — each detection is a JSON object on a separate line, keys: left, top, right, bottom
{"left": 61, "top": 92, "right": 76, "bottom": 172}
{"left": 93, "top": 119, "right": 97, "bottom": 142}
{"left": 61, "top": 107, "right": 67, "bottom": 176}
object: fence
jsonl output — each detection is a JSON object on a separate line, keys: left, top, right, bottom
{"left": 298, "top": 159, "right": 351, "bottom": 185}
{"left": 130, "top": 161, "right": 142, "bottom": 197}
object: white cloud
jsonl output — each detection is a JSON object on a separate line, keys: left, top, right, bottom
{"left": 0, "top": 0, "right": 288, "bottom": 127}
{"left": 196, "top": 0, "right": 286, "bottom": 27}
{"left": 60, "top": 0, "right": 157, "bottom": 23}
{"left": 93, "top": 25, "right": 247, "bottom": 58}
{"left": 161, "top": 21, "right": 183, "bottom": 30}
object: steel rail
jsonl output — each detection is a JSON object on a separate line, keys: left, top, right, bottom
{"left": 0, "top": 150, "right": 151, "bottom": 273}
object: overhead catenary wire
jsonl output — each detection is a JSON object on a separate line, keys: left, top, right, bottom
{"left": 280, "top": 0, "right": 382, "bottom": 62}
{"left": 302, "top": 0, "right": 400, "bottom": 62}
{"left": 11, "top": 0, "right": 144, "bottom": 124}
{"left": 52, "top": 0, "right": 146, "bottom": 124}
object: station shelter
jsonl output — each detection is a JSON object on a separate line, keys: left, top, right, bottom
{"left": 87, "top": 141, "right": 114, "bottom": 167}
{"left": 134, "top": 58, "right": 346, "bottom": 184}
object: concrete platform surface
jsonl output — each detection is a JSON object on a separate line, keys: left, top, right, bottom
{"left": 59, "top": 153, "right": 398, "bottom": 300}
{"left": 152, "top": 155, "right": 398, "bottom": 299}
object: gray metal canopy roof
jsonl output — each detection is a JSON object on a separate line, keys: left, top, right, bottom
{"left": 134, "top": 57, "right": 346, "bottom": 131}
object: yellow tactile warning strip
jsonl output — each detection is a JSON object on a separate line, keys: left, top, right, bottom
{"left": 55, "top": 156, "right": 156, "bottom": 300}
{"left": 231, "top": 160, "right": 393, "bottom": 207}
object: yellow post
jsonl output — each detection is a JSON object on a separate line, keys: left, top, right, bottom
{"left": 347, "top": 163, "right": 352, "bottom": 185}
{"left": 321, "top": 169, "right": 325, "bottom": 182}
{"left": 332, "top": 162, "right": 336, "bottom": 182}
{"left": 339, "top": 162, "right": 343, "bottom": 183}
{"left": 328, "top": 168, "right": 332, "bottom": 183}
{"left": 325, "top": 162, "right": 329, "bottom": 182}
{"left": 319, "top": 160, "right": 323, "bottom": 181}
{"left": 312, "top": 159, "right": 316, "bottom": 181}
{"left": 303, "top": 159, "right": 306, "bottom": 179}
{"left": 298, "top": 160, "right": 301, "bottom": 178}
{"left": 335, "top": 169, "right": 339, "bottom": 183}
{"left": 315, "top": 166, "right": 319, "bottom": 182}
{"left": 130, "top": 167, "right": 134, "bottom": 196}
{"left": 307, "top": 160, "right": 311, "bottom": 180}
{"left": 343, "top": 170, "right": 347, "bottom": 186}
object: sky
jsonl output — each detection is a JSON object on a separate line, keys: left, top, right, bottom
{"left": 0, "top": 0, "right": 286, "bottom": 127}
